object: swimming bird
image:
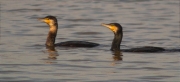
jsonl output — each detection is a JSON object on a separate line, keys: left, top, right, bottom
{"left": 38, "top": 15, "right": 99, "bottom": 48}
{"left": 101, "top": 23, "right": 165, "bottom": 52}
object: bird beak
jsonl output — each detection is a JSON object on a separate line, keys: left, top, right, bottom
{"left": 38, "top": 18, "right": 50, "bottom": 23}
{"left": 101, "top": 23, "right": 117, "bottom": 33}
{"left": 101, "top": 23, "right": 109, "bottom": 27}
{"left": 38, "top": 18, "right": 45, "bottom": 22}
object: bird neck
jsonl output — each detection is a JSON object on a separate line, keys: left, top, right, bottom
{"left": 111, "top": 32, "right": 123, "bottom": 51}
{"left": 46, "top": 23, "right": 58, "bottom": 47}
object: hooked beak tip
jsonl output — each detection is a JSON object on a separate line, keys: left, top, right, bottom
{"left": 101, "top": 23, "right": 106, "bottom": 26}
{"left": 101, "top": 23, "right": 109, "bottom": 27}
{"left": 38, "top": 18, "right": 42, "bottom": 20}
{"left": 38, "top": 18, "right": 44, "bottom": 22}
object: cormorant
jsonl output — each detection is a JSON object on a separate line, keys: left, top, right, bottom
{"left": 38, "top": 15, "right": 99, "bottom": 48}
{"left": 101, "top": 23, "right": 165, "bottom": 52}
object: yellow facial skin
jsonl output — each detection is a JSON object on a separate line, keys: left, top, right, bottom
{"left": 101, "top": 23, "right": 118, "bottom": 33}
{"left": 39, "top": 18, "right": 51, "bottom": 23}
{"left": 39, "top": 18, "right": 55, "bottom": 26}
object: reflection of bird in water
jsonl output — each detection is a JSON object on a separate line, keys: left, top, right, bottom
{"left": 112, "top": 50, "right": 123, "bottom": 61}
{"left": 48, "top": 51, "right": 59, "bottom": 59}
{"left": 111, "top": 50, "right": 123, "bottom": 66}
{"left": 101, "top": 23, "right": 166, "bottom": 52}
{"left": 38, "top": 16, "right": 99, "bottom": 48}
{"left": 42, "top": 46, "right": 59, "bottom": 60}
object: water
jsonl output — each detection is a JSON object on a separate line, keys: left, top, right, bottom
{"left": 0, "top": 0, "right": 180, "bottom": 82}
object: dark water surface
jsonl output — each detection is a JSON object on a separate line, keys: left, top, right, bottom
{"left": 0, "top": 0, "right": 180, "bottom": 82}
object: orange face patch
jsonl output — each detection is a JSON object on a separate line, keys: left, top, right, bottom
{"left": 43, "top": 18, "right": 51, "bottom": 23}
{"left": 38, "top": 18, "right": 51, "bottom": 24}
{"left": 101, "top": 23, "right": 118, "bottom": 33}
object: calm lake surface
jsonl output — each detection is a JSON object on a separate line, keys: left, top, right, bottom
{"left": 0, "top": 0, "right": 180, "bottom": 82}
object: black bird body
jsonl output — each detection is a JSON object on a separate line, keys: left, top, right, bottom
{"left": 39, "top": 16, "right": 99, "bottom": 48}
{"left": 55, "top": 41, "right": 99, "bottom": 47}
{"left": 122, "top": 46, "right": 165, "bottom": 52}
